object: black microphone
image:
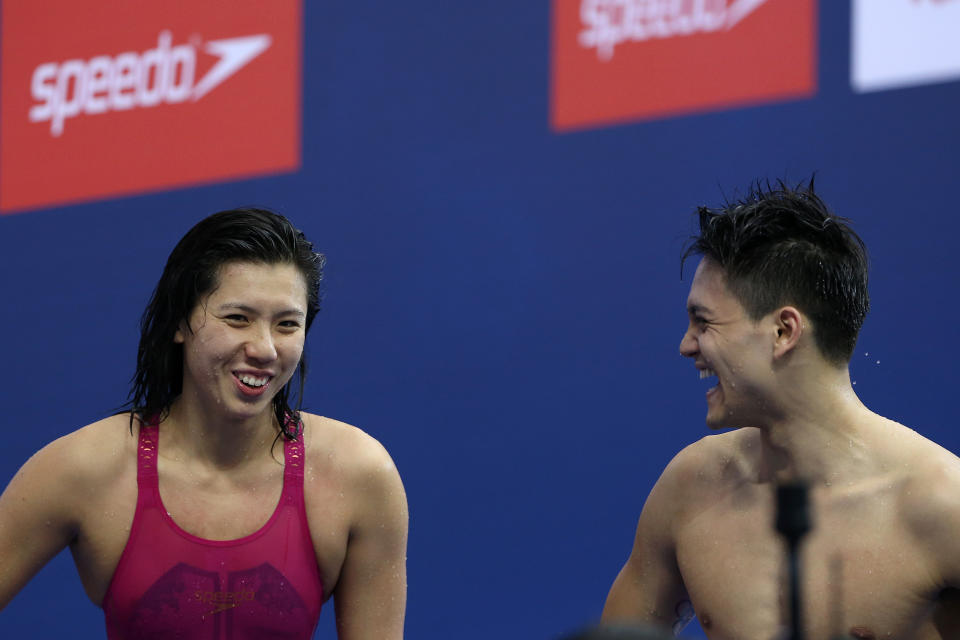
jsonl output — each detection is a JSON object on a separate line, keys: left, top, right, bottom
{"left": 776, "top": 482, "right": 811, "bottom": 640}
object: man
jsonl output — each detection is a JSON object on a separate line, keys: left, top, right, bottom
{"left": 602, "top": 181, "right": 960, "bottom": 639}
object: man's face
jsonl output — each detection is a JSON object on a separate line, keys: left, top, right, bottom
{"left": 679, "top": 258, "right": 775, "bottom": 430}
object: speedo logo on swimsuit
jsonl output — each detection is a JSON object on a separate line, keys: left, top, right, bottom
{"left": 193, "top": 588, "right": 256, "bottom": 615}
{"left": 578, "top": 0, "right": 770, "bottom": 60}
{"left": 28, "top": 31, "right": 271, "bottom": 136}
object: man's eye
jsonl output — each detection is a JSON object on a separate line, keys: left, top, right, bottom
{"left": 279, "top": 320, "right": 301, "bottom": 329}
{"left": 226, "top": 314, "right": 248, "bottom": 322}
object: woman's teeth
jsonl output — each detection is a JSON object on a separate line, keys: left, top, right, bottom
{"left": 238, "top": 374, "right": 269, "bottom": 387}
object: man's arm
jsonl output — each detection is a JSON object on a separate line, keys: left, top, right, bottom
{"left": 332, "top": 438, "right": 408, "bottom": 640}
{"left": 0, "top": 436, "right": 81, "bottom": 609}
{"left": 907, "top": 460, "right": 960, "bottom": 635}
{"left": 602, "top": 456, "right": 693, "bottom": 636}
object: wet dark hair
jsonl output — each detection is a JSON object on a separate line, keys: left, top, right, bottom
{"left": 682, "top": 179, "right": 869, "bottom": 364}
{"left": 125, "top": 207, "right": 325, "bottom": 438}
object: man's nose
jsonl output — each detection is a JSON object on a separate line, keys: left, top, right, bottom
{"left": 678, "top": 325, "right": 697, "bottom": 358}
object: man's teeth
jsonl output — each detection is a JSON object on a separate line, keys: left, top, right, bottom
{"left": 238, "top": 374, "right": 269, "bottom": 387}
{"left": 699, "top": 368, "right": 716, "bottom": 380}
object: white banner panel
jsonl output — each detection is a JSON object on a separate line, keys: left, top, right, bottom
{"left": 852, "top": 0, "right": 960, "bottom": 93}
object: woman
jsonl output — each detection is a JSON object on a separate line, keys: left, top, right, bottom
{"left": 0, "top": 208, "right": 408, "bottom": 638}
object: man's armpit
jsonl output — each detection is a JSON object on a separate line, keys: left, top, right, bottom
{"left": 672, "top": 599, "right": 694, "bottom": 636}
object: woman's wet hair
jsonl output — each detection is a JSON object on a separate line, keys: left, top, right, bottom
{"left": 124, "top": 207, "right": 325, "bottom": 438}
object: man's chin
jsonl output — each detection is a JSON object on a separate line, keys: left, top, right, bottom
{"left": 705, "top": 413, "right": 745, "bottom": 431}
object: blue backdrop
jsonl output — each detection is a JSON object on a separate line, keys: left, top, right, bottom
{"left": 2, "top": 2, "right": 959, "bottom": 638}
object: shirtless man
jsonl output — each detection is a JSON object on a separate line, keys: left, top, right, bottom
{"left": 601, "top": 182, "right": 960, "bottom": 639}
{"left": 0, "top": 208, "right": 407, "bottom": 638}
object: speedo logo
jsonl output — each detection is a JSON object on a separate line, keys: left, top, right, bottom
{"left": 28, "top": 31, "right": 271, "bottom": 136}
{"left": 194, "top": 588, "right": 256, "bottom": 615}
{"left": 579, "top": 0, "right": 769, "bottom": 61}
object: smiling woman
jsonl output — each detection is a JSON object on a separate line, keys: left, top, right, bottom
{"left": 173, "top": 262, "right": 309, "bottom": 425}
{"left": 0, "top": 208, "right": 408, "bottom": 640}
{"left": 129, "top": 208, "right": 325, "bottom": 441}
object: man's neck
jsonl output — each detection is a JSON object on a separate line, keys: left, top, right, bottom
{"left": 753, "top": 366, "right": 880, "bottom": 486}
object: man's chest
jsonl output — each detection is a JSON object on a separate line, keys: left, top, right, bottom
{"left": 674, "top": 493, "right": 941, "bottom": 639}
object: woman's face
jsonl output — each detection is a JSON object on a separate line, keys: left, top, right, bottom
{"left": 174, "top": 261, "right": 308, "bottom": 423}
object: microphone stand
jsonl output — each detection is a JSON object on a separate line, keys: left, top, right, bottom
{"left": 776, "top": 482, "right": 811, "bottom": 640}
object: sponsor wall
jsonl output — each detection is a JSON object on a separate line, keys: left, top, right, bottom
{"left": 1, "top": 1, "right": 959, "bottom": 638}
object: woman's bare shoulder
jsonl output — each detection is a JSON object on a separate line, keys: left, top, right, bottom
{"left": 26, "top": 413, "right": 138, "bottom": 483}
{"left": 1, "top": 413, "right": 138, "bottom": 539}
{"left": 300, "top": 413, "right": 400, "bottom": 479}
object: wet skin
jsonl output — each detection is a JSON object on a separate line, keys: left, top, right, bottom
{"left": 602, "top": 258, "right": 960, "bottom": 639}
{"left": 0, "top": 261, "right": 408, "bottom": 639}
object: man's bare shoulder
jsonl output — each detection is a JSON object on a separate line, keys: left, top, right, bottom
{"left": 661, "top": 428, "right": 761, "bottom": 493}
{"left": 886, "top": 423, "right": 960, "bottom": 544}
{"left": 875, "top": 419, "right": 960, "bottom": 502}
{"left": 882, "top": 424, "right": 960, "bottom": 598}
{"left": 640, "top": 428, "right": 762, "bottom": 531}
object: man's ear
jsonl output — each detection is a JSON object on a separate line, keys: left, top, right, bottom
{"left": 174, "top": 320, "right": 187, "bottom": 344}
{"left": 773, "top": 306, "right": 803, "bottom": 358}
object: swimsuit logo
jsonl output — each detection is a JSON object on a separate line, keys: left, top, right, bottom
{"left": 193, "top": 588, "right": 256, "bottom": 615}
{"left": 579, "top": 0, "right": 769, "bottom": 61}
{"left": 127, "top": 562, "right": 313, "bottom": 634}
{"left": 550, "top": 0, "right": 816, "bottom": 131}
{"left": 29, "top": 31, "right": 272, "bottom": 136}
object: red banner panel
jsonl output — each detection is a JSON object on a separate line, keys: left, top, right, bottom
{"left": 551, "top": 0, "right": 817, "bottom": 131}
{"left": 0, "top": 0, "right": 301, "bottom": 214}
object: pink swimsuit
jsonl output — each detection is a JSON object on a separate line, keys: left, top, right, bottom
{"left": 102, "top": 422, "right": 323, "bottom": 639}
